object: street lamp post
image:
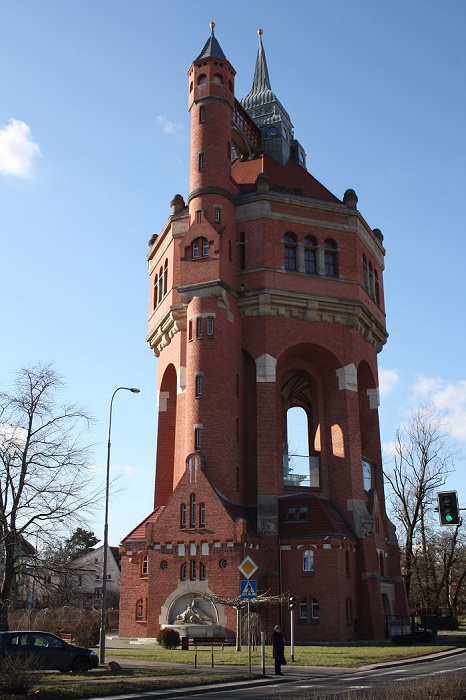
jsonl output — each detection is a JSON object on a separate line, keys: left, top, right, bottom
{"left": 99, "top": 386, "right": 140, "bottom": 665}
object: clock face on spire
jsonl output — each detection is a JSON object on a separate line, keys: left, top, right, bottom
{"left": 266, "top": 126, "right": 278, "bottom": 138}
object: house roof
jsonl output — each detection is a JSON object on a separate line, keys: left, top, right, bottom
{"left": 211, "top": 484, "right": 257, "bottom": 533}
{"left": 232, "top": 153, "right": 341, "bottom": 204}
{"left": 278, "top": 493, "right": 356, "bottom": 540}
{"left": 120, "top": 506, "right": 164, "bottom": 544}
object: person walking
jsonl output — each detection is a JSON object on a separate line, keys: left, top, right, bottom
{"left": 272, "top": 624, "right": 286, "bottom": 675}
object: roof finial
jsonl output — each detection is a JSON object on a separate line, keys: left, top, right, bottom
{"left": 258, "top": 28, "right": 263, "bottom": 35}
{"left": 210, "top": 22, "right": 215, "bottom": 35}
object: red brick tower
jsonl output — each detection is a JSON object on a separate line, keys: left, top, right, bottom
{"left": 119, "top": 26, "right": 408, "bottom": 643}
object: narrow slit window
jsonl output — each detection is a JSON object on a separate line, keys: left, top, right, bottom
{"left": 190, "top": 493, "right": 197, "bottom": 526}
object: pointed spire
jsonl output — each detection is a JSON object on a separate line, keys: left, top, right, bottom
{"left": 195, "top": 22, "right": 227, "bottom": 62}
{"left": 250, "top": 30, "right": 272, "bottom": 97}
{"left": 240, "top": 30, "right": 290, "bottom": 123}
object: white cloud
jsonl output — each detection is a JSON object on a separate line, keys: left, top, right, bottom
{"left": 411, "top": 374, "right": 466, "bottom": 441}
{"left": 0, "top": 119, "right": 41, "bottom": 179}
{"left": 155, "top": 115, "right": 183, "bottom": 136}
{"left": 379, "top": 368, "right": 400, "bottom": 398}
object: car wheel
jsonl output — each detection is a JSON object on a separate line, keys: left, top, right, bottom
{"left": 71, "top": 657, "right": 91, "bottom": 673}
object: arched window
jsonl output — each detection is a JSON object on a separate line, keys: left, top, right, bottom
{"left": 311, "top": 598, "right": 320, "bottom": 619}
{"left": 163, "top": 259, "right": 168, "bottom": 296}
{"left": 153, "top": 274, "right": 158, "bottom": 309}
{"left": 345, "top": 550, "right": 350, "bottom": 577}
{"left": 190, "top": 493, "right": 196, "bottom": 527}
{"left": 190, "top": 560, "right": 196, "bottom": 580}
{"left": 284, "top": 233, "right": 297, "bottom": 270}
{"left": 284, "top": 405, "right": 320, "bottom": 488}
{"left": 346, "top": 597, "right": 353, "bottom": 622}
{"left": 200, "top": 562, "right": 206, "bottom": 580}
{"left": 379, "top": 552, "right": 384, "bottom": 576}
{"left": 141, "top": 555, "right": 148, "bottom": 576}
{"left": 199, "top": 105, "right": 205, "bottom": 123}
{"left": 239, "top": 232, "right": 246, "bottom": 270}
{"left": 228, "top": 79, "right": 233, "bottom": 92}
{"left": 197, "top": 74, "right": 207, "bottom": 86}
{"left": 363, "top": 255, "right": 369, "bottom": 292}
{"left": 299, "top": 598, "right": 307, "bottom": 619}
{"left": 212, "top": 73, "right": 223, "bottom": 85}
{"left": 369, "top": 262, "right": 375, "bottom": 299}
{"left": 302, "top": 549, "right": 314, "bottom": 572}
{"left": 136, "top": 598, "right": 143, "bottom": 620}
{"left": 192, "top": 237, "right": 209, "bottom": 259}
{"left": 304, "top": 236, "right": 317, "bottom": 274}
{"left": 180, "top": 503, "right": 186, "bottom": 529}
{"left": 158, "top": 266, "right": 163, "bottom": 302}
{"left": 180, "top": 563, "right": 186, "bottom": 581}
{"left": 199, "top": 502, "right": 206, "bottom": 527}
{"left": 374, "top": 269, "right": 380, "bottom": 305}
{"left": 324, "top": 239, "right": 338, "bottom": 277}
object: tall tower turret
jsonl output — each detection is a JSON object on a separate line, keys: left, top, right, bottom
{"left": 120, "top": 25, "right": 408, "bottom": 647}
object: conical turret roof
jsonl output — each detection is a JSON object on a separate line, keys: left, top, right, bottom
{"left": 195, "top": 22, "right": 227, "bottom": 62}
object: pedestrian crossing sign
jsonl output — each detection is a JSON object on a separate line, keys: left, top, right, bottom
{"left": 240, "top": 579, "right": 257, "bottom": 598}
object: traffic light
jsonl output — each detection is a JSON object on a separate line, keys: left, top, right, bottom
{"left": 438, "top": 491, "right": 460, "bottom": 526}
{"left": 288, "top": 595, "right": 296, "bottom": 610}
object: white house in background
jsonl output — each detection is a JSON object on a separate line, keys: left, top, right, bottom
{"left": 32, "top": 545, "right": 121, "bottom": 609}
{"left": 72, "top": 545, "right": 121, "bottom": 609}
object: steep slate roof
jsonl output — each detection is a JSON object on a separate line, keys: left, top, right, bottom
{"left": 278, "top": 493, "right": 356, "bottom": 540}
{"left": 195, "top": 23, "right": 227, "bottom": 62}
{"left": 232, "top": 153, "right": 341, "bottom": 204}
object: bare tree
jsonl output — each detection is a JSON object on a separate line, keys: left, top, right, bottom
{"left": 383, "top": 404, "right": 458, "bottom": 600}
{"left": 0, "top": 364, "right": 98, "bottom": 630}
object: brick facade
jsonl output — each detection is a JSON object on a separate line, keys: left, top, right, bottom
{"left": 119, "top": 26, "right": 408, "bottom": 642}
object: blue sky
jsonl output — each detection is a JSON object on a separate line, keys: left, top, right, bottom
{"left": 2, "top": 1, "right": 465, "bottom": 547}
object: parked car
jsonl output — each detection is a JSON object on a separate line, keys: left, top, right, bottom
{"left": 0, "top": 631, "right": 99, "bottom": 673}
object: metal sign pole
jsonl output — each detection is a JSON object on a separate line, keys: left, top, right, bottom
{"left": 248, "top": 599, "right": 252, "bottom": 674}
{"left": 261, "top": 631, "right": 265, "bottom": 675}
{"left": 290, "top": 606, "right": 295, "bottom": 662}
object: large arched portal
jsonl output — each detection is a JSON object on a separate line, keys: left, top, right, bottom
{"left": 281, "top": 372, "right": 321, "bottom": 488}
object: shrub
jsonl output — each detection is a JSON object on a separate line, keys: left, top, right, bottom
{"left": 0, "top": 654, "right": 40, "bottom": 695}
{"left": 391, "top": 634, "right": 415, "bottom": 645}
{"left": 437, "top": 614, "right": 459, "bottom": 630}
{"left": 157, "top": 627, "right": 180, "bottom": 649}
{"left": 73, "top": 619, "right": 100, "bottom": 648}
{"left": 414, "top": 630, "right": 436, "bottom": 642}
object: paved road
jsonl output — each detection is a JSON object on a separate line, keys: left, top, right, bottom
{"left": 91, "top": 633, "right": 466, "bottom": 700}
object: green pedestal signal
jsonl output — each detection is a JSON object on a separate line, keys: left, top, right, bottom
{"left": 437, "top": 491, "right": 460, "bottom": 525}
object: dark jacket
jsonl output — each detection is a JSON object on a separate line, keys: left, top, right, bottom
{"left": 272, "top": 630, "right": 285, "bottom": 659}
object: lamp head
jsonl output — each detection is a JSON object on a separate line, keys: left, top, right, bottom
{"left": 129, "top": 388, "right": 141, "bottom": 394}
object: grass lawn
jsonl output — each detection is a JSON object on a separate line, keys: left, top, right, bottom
{"left": 110, "top": 641, "right": 456, "bottom": 668}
